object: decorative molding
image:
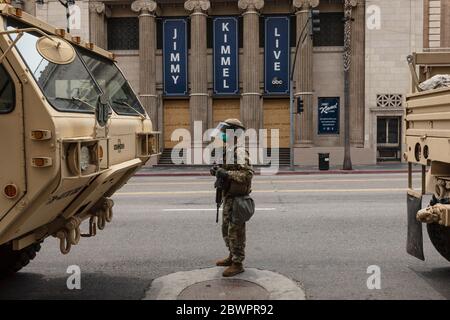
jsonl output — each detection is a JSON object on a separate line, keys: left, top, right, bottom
{"left": 184, "top": 0, "right": 210, "bottom": 13}
{"left": 376, "top": 94, "right": 403, "bottom": 108}
{"left": 369, "top": 107, "right": 404, "bottom": 114}
{"left": 238, "top": 0, "right": 264, "bottom": 11}
{"left": 292, "top": 0, "right": 319, "bottom": 10}
{"left": 89, "top": 2, "right": 106, "bottom": 14}
{"left": 131, "top": 0, "right": 158, "bottom": 15}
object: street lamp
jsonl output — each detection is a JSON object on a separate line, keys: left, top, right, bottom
{"left": 289, "top": 10, "right": 320, "bottom": 171}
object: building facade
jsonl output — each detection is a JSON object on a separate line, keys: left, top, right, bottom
{"left": 15, "top": 0, "right": 427, "bottom": 165}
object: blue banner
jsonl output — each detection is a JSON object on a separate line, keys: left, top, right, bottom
{"left": 213, "top": 17, "right": 239, "bottom": 95}
{"left": 264, "top": 16, "right": 290, "bottom": 95}
{"left": 318, "top": 97, "right": 340, "bottom": 134}
{"left": 163, "top": 19, "right": 188, "bottom": 96}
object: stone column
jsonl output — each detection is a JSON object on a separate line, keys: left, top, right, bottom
{"left": 349, "top": 0, "right": 365, "bottom": 147}
{"left": 185, "top": 0, "right": 210, "bottom": 139}
{"left": 293, "top": 0, "right": 318, "bottom": 146}
{"left": 89, "top": 1, "right": 108, "bottom": 49}
{"left": 441, "top": 0, "right": 450, "bottom": 48}
{"left": 132, "top": 0, "right": 158, "bottom": 128}
{"left": 24, "top": 1, "right": 36, "bottom": 15}
{"left": 238, "top": 0, "right": 264, "bottom": 131}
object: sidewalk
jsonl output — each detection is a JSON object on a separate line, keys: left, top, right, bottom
{"left": 136, "top": 163, "right": 422, "bottom": 177}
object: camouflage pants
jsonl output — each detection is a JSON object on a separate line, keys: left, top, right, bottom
{"left": 222, "top": 196, "right": 246, "bottom": 263}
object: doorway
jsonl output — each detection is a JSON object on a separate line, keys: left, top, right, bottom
{"left": 376, "top": 116, "right": 401, "bottom": 162}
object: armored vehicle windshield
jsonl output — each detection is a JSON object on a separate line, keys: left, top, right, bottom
{"left": 6, "top": 18, "right": 145, "bottom": 116}
{"left": 0, "top": 64, "right": 14, "bottom": 113}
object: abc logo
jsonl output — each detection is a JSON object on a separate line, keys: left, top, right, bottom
{"left": 272, "top": 77, "right": 283, "bottom": 86}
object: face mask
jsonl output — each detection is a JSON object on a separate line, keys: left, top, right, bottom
{"left": 220, "top": 132, "right": 228, "bottom": 143}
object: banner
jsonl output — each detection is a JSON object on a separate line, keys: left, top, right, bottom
{"left": 318, "top": 97, "right": 340, "bottom": 134}
{"left": 213, "top": 17, "right": 239, "bottom": 95}
{"left": 264, "top": 16, "right": 290, "bottom": 95}
{"left": 163, "top": 19, "right": 188, "bottom": 96}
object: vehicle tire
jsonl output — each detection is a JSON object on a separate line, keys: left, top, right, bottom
{"left": 0, "top": 242, "right": 42, "bottom": 277}
{"left": 427, "top": 223, "right": 450, "bottom": 262}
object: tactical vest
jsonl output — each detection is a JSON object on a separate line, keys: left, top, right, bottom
{"left": 222, "top": 147, "right": 253, "bottom": 197}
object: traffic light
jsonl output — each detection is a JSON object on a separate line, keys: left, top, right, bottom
{"left": 297, "top": 97, "right": 304, "bottom": 114}
{"left": 309, "top": 10, "right": 320, "bottom": 37}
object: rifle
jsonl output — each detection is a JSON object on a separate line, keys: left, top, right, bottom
{"left": 214, "top": 171, "right": 225, "bottom": 224}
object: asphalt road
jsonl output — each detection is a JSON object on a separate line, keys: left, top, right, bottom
{"left": 0, "top": 172, "right": 449, "bottom": 300}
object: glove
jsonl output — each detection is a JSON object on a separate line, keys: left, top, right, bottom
{"left": 216, "top": 168, "right": 228, "bottom": 179}
{"left": 210, "top": 165, "right": 218, "bottom": 176}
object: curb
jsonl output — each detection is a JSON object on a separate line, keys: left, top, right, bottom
{"left": 135, "top": 169, "right": 419, "bottom": 177}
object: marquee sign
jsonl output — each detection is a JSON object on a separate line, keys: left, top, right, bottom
{"left": 213, "top": 17, "right": 239, "bottom": 95}
{"left": 163, "top": 19, "right": 188, "bottom": 96}
{"left": 264, "top": 16, "right": 290, "bottom": 95}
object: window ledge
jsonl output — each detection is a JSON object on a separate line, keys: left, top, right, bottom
{"left": 313, "top": 46, "right": 344, "bottom": 53}
{"left": 110, "top": 50, "right": 139, "bottom": 56}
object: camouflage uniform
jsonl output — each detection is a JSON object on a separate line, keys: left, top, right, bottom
{"left": 220, "top": 146, "right": 254, "bottom": 264}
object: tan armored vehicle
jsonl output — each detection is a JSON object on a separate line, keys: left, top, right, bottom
{"left": 405, "top": 52, "right": 450, "bottom": 262}
{"left": 0, "top": 5, "right": 160, "bottom": 276}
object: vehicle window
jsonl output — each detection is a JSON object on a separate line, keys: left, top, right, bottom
{"left": 0, "top": 64, "right": 15, "bottom": 113}
{"left": 6, "top": 20, "right": 100, "bottom": 113}
{"left": 79, "top": 49, "right": 146, "bottom": 116}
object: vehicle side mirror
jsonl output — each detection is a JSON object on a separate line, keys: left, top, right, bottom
{"left": 96, "top": 93, "right": 110, "bottom": 127}
{"left": 36, "top": 35, "right": 76, "bottom": 65}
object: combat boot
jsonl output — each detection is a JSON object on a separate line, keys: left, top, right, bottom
{"left": 216, "top": 255, "right": 232, "bottom": 267}
{"left": 222, "top": 262, "right": 244, "bottom": 277}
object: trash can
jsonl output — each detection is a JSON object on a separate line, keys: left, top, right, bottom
{"left": 318, "top": 153, "right": 330, "bottom": 171}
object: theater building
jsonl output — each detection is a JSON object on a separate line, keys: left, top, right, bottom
{"left": 16, "top": 0, "right": 426, "bottom": 165}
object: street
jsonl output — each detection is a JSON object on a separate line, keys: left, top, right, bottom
{"left": 0, "top": 172, "right": 449, "bottom": 300}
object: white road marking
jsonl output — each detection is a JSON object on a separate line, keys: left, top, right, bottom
{"left": 115, "top": 187, "right": 407, "bottom": 196}
{"left": 126, "top": 178, "right": 406, "bottom": 186}
{"left": 162, "top": 208, "right": 276, "bottom": 212}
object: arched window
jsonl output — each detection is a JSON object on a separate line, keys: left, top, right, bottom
{"left": 0, "top": 64, "right": 15, "bottom": 113}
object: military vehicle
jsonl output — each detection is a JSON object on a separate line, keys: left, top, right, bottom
{"left": 0, "top": 4, "right": 160, "bottom": 276}
{"left": 405, "top": 52, "right": 450, "bottom": 262}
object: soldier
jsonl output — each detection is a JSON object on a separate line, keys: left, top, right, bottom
{"left": 210, "top": 119, "right": 254, "bottom": 277}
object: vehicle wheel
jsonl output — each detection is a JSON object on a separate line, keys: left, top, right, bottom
{"left": 427, "top": 223, "right": 450, "bottom": 262}
{"left": 0, "top": 242, "right": 42, "bottom": 277}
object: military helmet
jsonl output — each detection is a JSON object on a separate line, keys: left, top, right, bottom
{"left": 224, "top": 118, "right": 245, "bottom": 130}
{"left": 210, "top": 118, "right": 245, "bottom": 142}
